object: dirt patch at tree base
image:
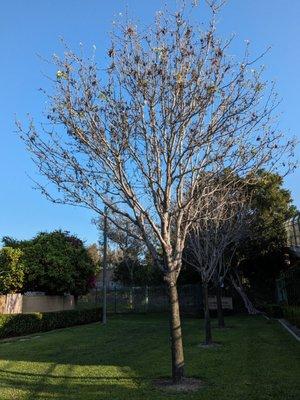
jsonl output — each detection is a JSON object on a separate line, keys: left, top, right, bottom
{"left": 198, "top": 341, "right": 222, "bottom": 349}
{"left": 153, "top": 377, "right": 203, "bottom": 393}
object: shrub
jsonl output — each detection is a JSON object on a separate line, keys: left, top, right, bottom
{"left": 282, "top": 306, "right": 300, "bottom": 329}
{"left": 2, "top": 231, "right": 98, "bottom": 296}
{"left": 0, "top": 247, "right": 24, "bottom": 294}
{"left": 0, "top": 307, "right": 102, "bottom": 339}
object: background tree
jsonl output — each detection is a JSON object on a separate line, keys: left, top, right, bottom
{"left": 103, "top": 216, "right": 150, "bottom": 307}
{"left": 18, "top": 1, "right": 294, "bottom": 383}
{"left": 2, "top": 231, "right": 97, "bottom": 297}
{"left": 106, "top": 218, "right": 144, "bottom": 281}
{"left": 87, "top": 243, "right": 100, "bottom": 266}
{"left": 186, "top": 178, "right": 249, "bottom": 343}
{"left": 113, "top": 258, "right": 164, "bottom": 287}
{"left": 0, "top": 247, "right": 25, "bottom": 294}
{"left": 234, "top": 170, "right": 298, "bottom": 306}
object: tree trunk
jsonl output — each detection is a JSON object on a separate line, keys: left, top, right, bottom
{"left": 203, "top": 282, "right": 212, "bottom": 345}
{"left": 167, "top": 281, "right": 185, "bottom": 383}
{"left": 129, "top": 286, "right": 133, "bottom": 310}
{"left": 74, "top": 294, "right": 79, "bottom": 307}
{"left": 230, "top": 272, "right": 260, "bottom": 315}
{"left": 216, "top": 283, "right": 225, "bottom": 328}
{"left": 129, "top": 266, "right": 134, "bottom": 310}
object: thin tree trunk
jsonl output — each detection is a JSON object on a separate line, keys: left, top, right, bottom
{"left": 128, "top": 263, "right": 133, "bottom": 310}
{"left": 167, "top": 281, "right": 184, "bottom": 383}
{"left": 203, "top": 282, "right": 212, "bottom": 345}
{"left": 129, "top": 286, "right": 133, "bottom": 310}
{"left": 230, "top": 272, "right": 260, "bottom": 315}
{"left": 216, "top": 283, "right": 225, "bottom": 328}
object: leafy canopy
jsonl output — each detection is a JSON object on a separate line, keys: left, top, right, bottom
{"left": 0, "top": 247, "right": 25, "bottom": 294}
{"left": 2, "top": 231, "right": 98, "bottom": 296}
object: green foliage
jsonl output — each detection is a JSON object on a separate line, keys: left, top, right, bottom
{"left": 245, "top": 170, "right": 297, "bottom": 255}
{"left": 2, "top": 231, "right": 97, "bottom": 296}
{"left": 0, "top": 307, "right": 102, "bottom": 339}
{"left": 238, "top": 171, "right": 298, "bottom": 303}
{"left": 113, "top": 258, "right": 163, "bottom": 286}
{"left": 0, "top": 247, "right": 25, "bottom": 294}
{"left": 283, "top": 305, "right": 300, "bottom": 328}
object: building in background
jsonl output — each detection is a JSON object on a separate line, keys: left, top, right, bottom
{"left": 285, "top": 214, "right": 300, "bottom": 259}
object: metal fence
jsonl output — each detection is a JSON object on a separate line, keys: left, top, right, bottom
{"left": 78, "top": 284, "right": 204, "bottom": 314}
{"left": 285, "top": 215, "right": 300, "bottom": 247}
{"left": 276, "top": 267, "right": 300, "bottom": 306}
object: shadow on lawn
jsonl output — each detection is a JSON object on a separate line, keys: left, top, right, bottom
{"left": 0, "top": 316, "right": 187, "bottom": 399}
{"left": 0, "top": 315, "right": 196, "bottom": 369}
{"left": 0, "top": 359, "right": 162, "bottom": 400}
{"left": 0, "top": 368, "right": 150, "bottom": 400}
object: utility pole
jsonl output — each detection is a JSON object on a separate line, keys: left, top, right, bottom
{"left": 102, "top": 204, "right": 108, "bottom": 324}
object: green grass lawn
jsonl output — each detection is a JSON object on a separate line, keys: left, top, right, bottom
{"left": 0, "top": 314, "right": 299, "bottom": 400}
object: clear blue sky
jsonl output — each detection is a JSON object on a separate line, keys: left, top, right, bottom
{"left": 1, "top": 0, "right": 299, "bottom": 245}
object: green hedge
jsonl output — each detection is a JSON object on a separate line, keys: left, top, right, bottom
{"left": 283, "top": 306, "right": 300, "bottom": 329}
{"left": 0, "top": 307, "right": 102, "bottom": 339}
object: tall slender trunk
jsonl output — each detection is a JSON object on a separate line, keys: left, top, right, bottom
{"left": 129, "top": 286, "right": 133, "bottom": 310}
{"left": 203, "top": 282, "right": 212, "bottom": 345}
{"left": 216, "top": 283, "right": 225, "bottom": 328}
{"left": 129, "top": 265, "right": 133, "bottom": 310}
{"left": 167, "top": 281, "right": 184, "bottom": 383}
{"left": 230, "top": 272, "right": 260, "bottom": 315}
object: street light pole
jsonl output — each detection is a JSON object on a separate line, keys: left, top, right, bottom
{"left": 102, "top": 204, "right": 108, "bottom": 324}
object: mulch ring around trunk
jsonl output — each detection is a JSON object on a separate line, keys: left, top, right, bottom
{"left": 198, "top": 341, "right": 222, "bottom": 349}
{"left": 153, "top": 377, "right": 203, "bottom": 393}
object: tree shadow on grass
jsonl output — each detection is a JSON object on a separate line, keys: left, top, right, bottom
{"left": 0, "top": 359, "right": 168, "bottom": 400}
{"left": 0, "top": 368, "right": 152, "bottom": 400}
{"left": 1, "top": 315, "right": 294, "bottom": 400}
{"left": 0, "top": 315, "right": 194, "bottom": 399}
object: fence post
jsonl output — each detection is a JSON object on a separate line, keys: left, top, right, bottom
{"left": 114, "top": 285, "right": 117, "bottom": 314}
{"left": 145, "top": 285, "right": 149, "bottom": 313}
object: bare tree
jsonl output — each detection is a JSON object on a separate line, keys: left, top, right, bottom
{"left": 103, "top": 216, "right": 145, "bottom": 308}
{"left": 105, "top": 217, "right": 145, "bottom": 266}
{"left": 214, "top": 188, "right": 251, "bottom": 328}
{"left": 18, "top": 1, "right": 294, "bottom": 383}
{"left": 187, "top": 178, "right": 249, "bottom": 343}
